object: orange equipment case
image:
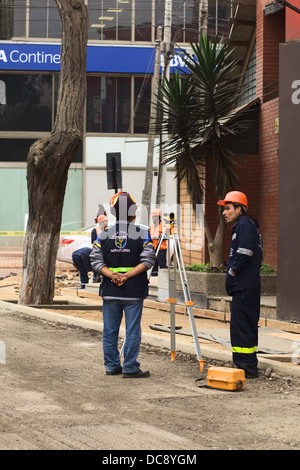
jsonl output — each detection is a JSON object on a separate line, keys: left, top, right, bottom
{"left": 206, "top": 366, "right": 245, "bottom": 391}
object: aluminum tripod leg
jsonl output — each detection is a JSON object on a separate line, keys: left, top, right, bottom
{"left": 147, "top": 229, "right": 166, "bottom": 279}
{"left": 172, "top": 233, "right": 205, "bottom": 372}
{"left": 167, "top": 239, "right": 176, "bottom": 361}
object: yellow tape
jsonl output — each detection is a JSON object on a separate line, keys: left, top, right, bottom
{"left": 60, "top": 232, "right": 90, "bottom": 236}
{"left": 0, "top": 231, "right": 25, "bottom": 236}
{"left": 0, "top": 231, "right": 90, "bottom": 236}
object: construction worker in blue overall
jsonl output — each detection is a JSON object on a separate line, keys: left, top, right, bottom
{"left": 217, "top": 191, "right": 263, "bottom": 378}
{"left": 90, "top": 191, "right": 156, "bottom": 378}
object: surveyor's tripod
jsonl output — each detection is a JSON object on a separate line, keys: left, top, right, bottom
{"left": 162, "top": 216, "right": 205, "bottom": 372}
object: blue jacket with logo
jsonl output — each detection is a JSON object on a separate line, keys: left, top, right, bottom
{"left": 226, "top": 214, "right": 263, "bottom": 295}
{"left": 90, "top": 222, "right": 156, "bottom": 300}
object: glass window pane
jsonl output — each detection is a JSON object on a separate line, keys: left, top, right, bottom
{"left": 217, "top": 0, "right": 231, "bottom": 37}
{"left": 135, "top": 0, "right": 152, "bottom": 41}
{"left": 0, "top": 138, "right": 82, "bottom": 163}
{"left": 86, "top": 76, "right": 101, "bottom": 132}
{"left": 118, "top": 1, "right": 131, "bottom": 41}
{"left": 29, "top": 0, "right": 47, "bottom": 38}
{"left": 0, "top": 0, "right": 15, "bottom": 39}
{"left": 103, "top": 0, "right": 117, "bottom": 41}
{"left": 208, "top": 0, "right": 217, "bottom": 36}
{"left": 48, "top": 0, "right": 61, "bottom": 38}
{"left": 13, "top": 0, "right": 26, "bottom": 38}
{"left": 102, "top": 76, "right": 116, "bottom": 132}
{"left": 155, "top": 0, "right": 165, "bottom": 28}
{"left": 0, "top": 168, "right": 28, "bottom": 230}
{"left": 134, "top": 76, "right": 151, "bottom": 134}
{"left": 185, "top": 0, "right": 199, "bottom": 43}
{"left": 86, "top": 76, "right": 117, "bottom": 133}
{"left": 0, "top": 168, "right": 82, "bottom": 231}
{"left": 61, "top": 169, "right": 83, "bottom": 231}
{"left": 88, "top": 0, "right": 102, "bottom": 40}
{"left": 0, "top": 138, "right": 35, "bottom": 162}
{"left": 88, "top": 0, "right": 117, "bottom": 41}
{"left": 0, "top": 74, "right": 52, "bottom": 132}
{"left": 172, "top": 0, "right": 184, "bottom": 43}
{"left": 117, "top": 77, "right": 131, "bottom": 133}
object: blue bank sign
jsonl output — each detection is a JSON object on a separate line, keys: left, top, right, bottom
{"left": 0, "top": 42, "right": 190, "bottom": 74}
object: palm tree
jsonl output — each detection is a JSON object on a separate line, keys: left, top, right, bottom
{"left": 156, "top": 32, "right": 251, "bottom": 267}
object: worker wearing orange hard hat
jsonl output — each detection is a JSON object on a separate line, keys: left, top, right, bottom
{"left": 217, "top": 191, "right": 263, "bottom": 378}
{"left": 149, "top": 208, "right": 167, "bottom": 276}
{"left": 90, "top": 191, "right": 156, "bottom": 378}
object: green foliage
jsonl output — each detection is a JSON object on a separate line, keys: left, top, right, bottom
{"left": 186, "top": 262, "right": 275, "bottom": 274}
{"left": 260, "top": 263, "right": 275, "bottom": 274}
{"left": 156, "top": 32, "right": 250, "bottom": 208}
{"left": 186, "top": 263, "right": 226, "bottom": 273}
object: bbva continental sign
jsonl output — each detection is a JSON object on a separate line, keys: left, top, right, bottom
{"left": 0, "top": 42, "right": 191, "bottom": 74}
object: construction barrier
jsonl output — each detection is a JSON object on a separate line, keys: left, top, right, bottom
{"left": 0, "top": 231, "right": 91, "bottom": 279}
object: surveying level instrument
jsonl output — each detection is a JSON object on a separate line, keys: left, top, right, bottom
{"left": 164, "top": 213, "right": 205, "bottom": 372}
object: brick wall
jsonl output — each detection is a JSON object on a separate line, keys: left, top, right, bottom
{"left": 256, "top": 0, "right": 284, "bottom": 270}
{"left": 257, "top": 99, "right": 279, "bottom": 270}
{"left": 179, "top": 174, "right": 205, "bottom": 266}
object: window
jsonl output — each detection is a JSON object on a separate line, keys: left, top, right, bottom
{"left": 135, "top": 0, "right": 152, "bottom": 42}
{"left": 1, "top": 0, "right": 231, "bottom": 43}
{"left": 0, "top": 74, "right": 52, "bottom": 132}
{"left": 12, "top": 0, "right": 26, "bottom": 37}
{"left": 29, "top": 0, "right": 61, "bottom": 39}
{"left": 87, "top": 75, "right": 151, "bottom": 134}
{"left": 1, "top": 0, "right": 61, "bottom": 39}
{"left": 88, "top": 0, "right": 132, "bottom": 41}
{"left": 182, "top": 1, "right": 199, "bottom": 43}
{"left": 134, "top": 76, "right": 151, "bottom": 134}
{"left": 0, "top": 138, "right": 36, "bottom": 162}
{"left": 87, "top": 76, "right": 131, "bottom": 133}
{"left": 0, "top": 0, "right": 14, "bottom": 39}
{"left": 237, "top": 43, "right": 256, "bottom": 108}
{"left": 208, "top": 0, "right": 232, "bottom": 37}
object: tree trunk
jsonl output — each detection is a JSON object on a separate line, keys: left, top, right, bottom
{"left": 18, "top": 0, "right": 88, "bottom": 305}
{"left": 201, "top": 207, "right": 226, "bottom": 268}
{"left": 207, "top": 212, "right": 226, "bottom": 268}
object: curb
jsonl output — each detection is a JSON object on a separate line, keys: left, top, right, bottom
{"left": 1, "top": 299, "right": 300, "bottom": 378}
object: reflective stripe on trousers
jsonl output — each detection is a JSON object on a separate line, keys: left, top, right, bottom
{"left": 232, "top": 346, "right": 258, "bottom": 354}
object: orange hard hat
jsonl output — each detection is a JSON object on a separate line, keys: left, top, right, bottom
{"left": 97, "top": 214, "right": 108, "bottom": 224}
{"left": 110, "top": 191, "right": 138, "bottom": 218}
{"left": 151, "top": 208, "right": 162, "bottom": 216}
{"left": 217, "top": 191, "right": 248, "bottom": 209}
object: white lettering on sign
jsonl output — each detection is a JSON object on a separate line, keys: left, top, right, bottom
{"left": 291, "top": 80, "right": 300, "bottom": 104}
{"left": 0, "top": 50, "right": 8, "bottom": 62}
{"left": 10, "top": 50, "right": 60, "bottom": 64}
{"left": 0, "top": 49, "right": 60, "bottom": 65}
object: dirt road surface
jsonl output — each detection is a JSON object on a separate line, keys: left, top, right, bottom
{"left": 0, "top": 307, "right": 299, "bottom": 452}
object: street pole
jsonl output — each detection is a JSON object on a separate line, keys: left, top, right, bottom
{"left": 156, "top": 0, "right": 172, "bottom": 207}
{"left": 141, "top": 26, "right": 162, "bottom": 225}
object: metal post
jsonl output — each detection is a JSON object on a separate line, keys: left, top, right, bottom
{"left": 156, "top": 0, "right": 172, "bottom": 206}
